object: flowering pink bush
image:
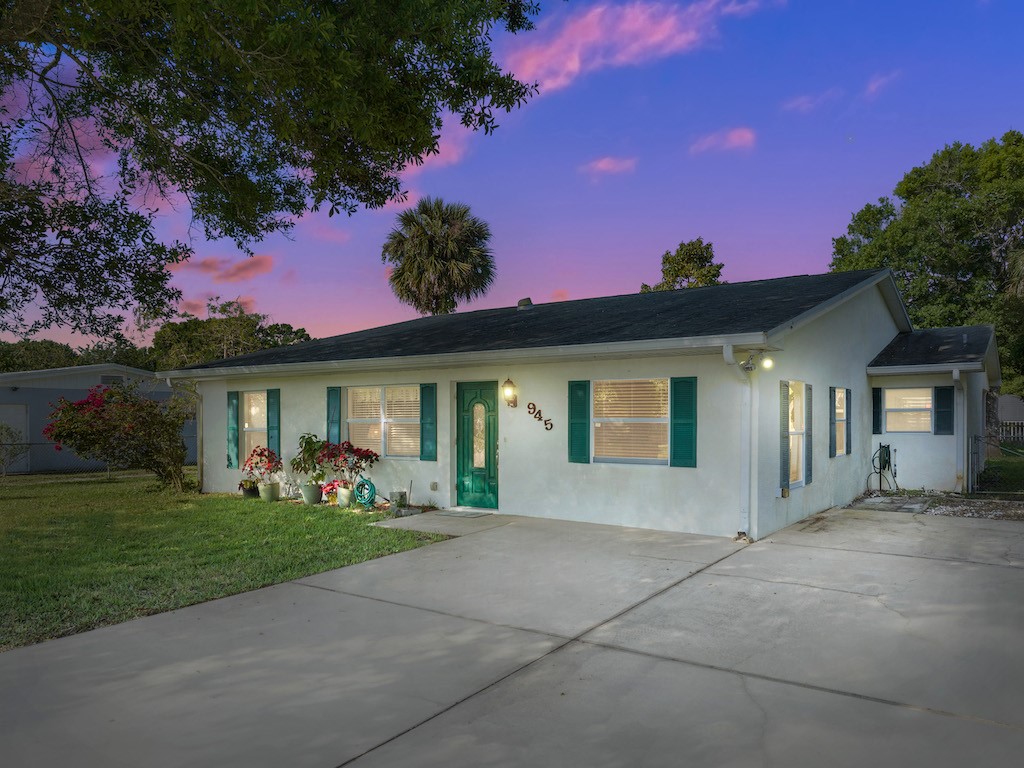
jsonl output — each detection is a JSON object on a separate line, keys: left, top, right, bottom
{"left": 44, "top": 383, "right": 194, "bottom": 491}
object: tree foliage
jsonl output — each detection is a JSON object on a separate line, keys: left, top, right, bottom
{"left": 43, "top": 382, "right": 195, "bottom": 491}
{"left": 640, "top": 238, "right": 725, "bottom": 292}
{"left": 1, "top": 0, "right": 539, "bottom": 335}
{"left": 0, "top": 338, "right": 77, "bottom": 372}
{"left": 151, "top": 297, "right": 311, "bottom": 369}
{"left": 831, "top": 130, "right": 1024, "bottom": 393}
{"left": 381, "top": 196, "right": 495, "bottom": 315}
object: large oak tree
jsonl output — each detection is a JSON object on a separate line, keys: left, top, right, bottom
{"left": 831, "top": 130, "right": 1024, "bottom": 394}
{"left": 0, "top": 0, "right": 538, "bottom": 335}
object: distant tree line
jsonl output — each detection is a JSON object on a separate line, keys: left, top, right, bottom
{"left": 0, "top": 298, "right": 310, "bottom": 373}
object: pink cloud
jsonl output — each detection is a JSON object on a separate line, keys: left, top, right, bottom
{"left": 381, "top": 188, "right": 422, "bottom": 212}
{"left": 216, "top": 255, "right": 275, "bottom": 283}
{"left": 236, "top": 296, "right": 257, "bottom": 314}
{"left": 781, "top": 87, "right": 842, "bottom": 113}
{"left": 551, "top": 289, "right": 570, "bottom": 302}
{"left": 304, "top": 221, "right": 351, "bottom": 244}
{"left": 580, "top": 156, "right": 638, "bottom": 175}
{"left": 406, "top": 118, "right": 474, "bottom": 176}
{"left": 178, "top": 299, "right": 206, "bottom": 316}
{"left": 171, "top": 254, "right": 275, "bottom": 283}
{"left": 689, "top": 126, "right": 757, "bottom": 154}
{"left": 864, "top": 70, "right": 901, "bottom": 99}
{"left": 505, "top": 0, "right": 770, "bottom": 93}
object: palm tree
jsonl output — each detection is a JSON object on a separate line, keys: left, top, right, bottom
{"left": 381, "top": 197, "right": 495, "bottom": 315}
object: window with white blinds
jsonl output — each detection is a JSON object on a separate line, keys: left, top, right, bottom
{"left": 347, "top": 385, "right": 420, "bottom": 457}
{"left": 593, "top": 379, "right": 669, "bottom": 463}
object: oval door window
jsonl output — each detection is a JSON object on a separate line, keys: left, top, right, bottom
{"left": 473, "top": 402, "right": 486, "bottom": 468}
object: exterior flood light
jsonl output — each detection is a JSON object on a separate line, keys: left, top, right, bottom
{"left": 761, "top": 356, "right": 774, "bottom": 370}
{"left": 502, "top": 378, "right": 518, "bottom": 408}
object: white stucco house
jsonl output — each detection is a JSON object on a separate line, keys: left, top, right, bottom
{"left": 164, "top": 269, "right": 1000, "bottom": 540}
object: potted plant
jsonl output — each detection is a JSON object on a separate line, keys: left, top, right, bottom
{"left": 238, "top": 476, "right": 259, "bottom": 499}
{"left": 244, "top": 446, "right": 283, "bottom": 502}
{"left": 318, "top": 441, "right": 379, "bottom": 508}
{"left": 321, "top": 478, "right": 344, "bottom": 506}
{"left": 290, "top": 433, "right": 327, "bottom": 505}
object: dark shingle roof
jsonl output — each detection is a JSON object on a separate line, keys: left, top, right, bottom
{"left": 868, "top": 326, "right": 994, "bottom": 367}
{"left": 186, "top": 269, "right": 887, "bottom": 371}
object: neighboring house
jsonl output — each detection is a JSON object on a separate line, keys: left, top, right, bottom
{"left": 0, "top": 364, "right": 197, "bottom": 474}
{"left": 164, "top": 269, "right": 1000, "bottom": 540}
{"left": 999, "top": 394, "right": 1024, "bottom": 442}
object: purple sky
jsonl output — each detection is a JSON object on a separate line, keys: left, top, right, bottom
{"left": 18, "top": 0, "right": 1024, "bottom": 346}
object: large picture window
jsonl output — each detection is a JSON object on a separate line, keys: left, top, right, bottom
{"left": 348, "top": 385, "right": 420, "bottom": 457}
{"left": 593, "top": 379, "right": 669, "bottom": 463}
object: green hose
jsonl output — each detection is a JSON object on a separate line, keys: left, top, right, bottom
{"left": 354, "top": 476, "right": 376, "bottom": 508}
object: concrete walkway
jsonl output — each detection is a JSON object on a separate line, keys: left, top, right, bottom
{"left": 3, "top": 509, "right": 1024, "bottom": 766}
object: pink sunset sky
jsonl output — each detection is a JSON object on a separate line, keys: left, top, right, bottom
{"left": 12, "top": 0, "right": 1024, "bottom": 346}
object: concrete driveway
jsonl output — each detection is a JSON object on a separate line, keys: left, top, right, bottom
{"left": 3, "top": 507, "right": 1024, "bottom": 767}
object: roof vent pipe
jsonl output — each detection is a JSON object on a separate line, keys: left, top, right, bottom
{"left": 517, "top": 298, "right": 533, "bottom": 310}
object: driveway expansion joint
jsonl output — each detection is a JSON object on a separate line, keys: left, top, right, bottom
{"left": 762, "top": 538, "right": 1024, "bottom": 570}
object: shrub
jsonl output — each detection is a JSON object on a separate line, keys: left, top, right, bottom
{"left": 243, "top": 446, "right": 283, "bottom": 483}
{"left": 318, "top": 440, "right": 380, "bottom": 487}
{"left": 289, "top": 433, "right": 327, "bottom": 485}
{"left": 43, "top": 383, "right": 194, "bottom": 491}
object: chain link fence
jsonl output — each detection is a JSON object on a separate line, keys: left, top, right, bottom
{"left": 1, "top": 420, "right": 197, "bottom": 478}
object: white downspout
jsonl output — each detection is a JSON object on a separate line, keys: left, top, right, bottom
{"left": 953, "top": 369, "right": 965, "bottom": 493}
{"left": 724, "top": 345, "right": 753, "bottom": 538}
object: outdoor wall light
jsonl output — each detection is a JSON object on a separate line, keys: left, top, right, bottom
{"left": 502, "top": 378, "right": 518, "bottom": 408}
{"left": 741, "top": 353, "right": 775, "bottom": 373}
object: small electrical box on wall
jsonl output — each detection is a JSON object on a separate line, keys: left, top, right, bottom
{"left": 429, "top": 481, "right": 438, "bottom": 491}
{"left": 777, "top": 487, "right": 790, "bottom": 499}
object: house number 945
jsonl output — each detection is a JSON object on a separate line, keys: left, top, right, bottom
{"left": 527, "top": 402, "right": 553, "bottom": 431}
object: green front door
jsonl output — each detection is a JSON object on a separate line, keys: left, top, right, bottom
{"left": 456, "top": 381, "right": 499, "bottom": 509}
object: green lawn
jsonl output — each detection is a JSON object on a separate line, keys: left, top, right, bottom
{"left": 0, "top": 475, "right": 445, "bottom": 651}
{"left": 977, "top": 454, "right": 1024, "bottom": 493}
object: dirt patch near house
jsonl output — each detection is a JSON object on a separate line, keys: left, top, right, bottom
{"left": 924, "top": 497, "right": 1024, "bottom": 521}
{"left": 851, "top": 490, "right": 1024, "bottom": 521}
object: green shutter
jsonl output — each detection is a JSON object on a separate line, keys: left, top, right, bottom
{"left": 226, "top": 391, "right": 239, "bottom": 468}
{"left": 872, "top": 388, "right": 882, "bottom": 434}
{"left": 568, "top": 380, "right": 590, "bottom": 463}
{"left": 267, "top": 389, "right": 281, "bottom": 455}
{"left": 846, "top": 389, "right": 853, "bottom": 455}
{"left": 420, "top": 383, "right": 437, "bottom": 461}
{"left": 779, "top": 381, "right": 790, "bottom": 490}
{"left": 805, "top": 384, "right": 813, "bottom": 485}
{"left": 829, "top": 387, "right": 837, "bottom": 458}
{"left": 934, "top": 386, "right": 954, "bottom": 435}
{"left": 326, "top": 387, "right": 341, "bottom": 443}
{"left": 669, "top": 377, "right": 697, "bottom": 468}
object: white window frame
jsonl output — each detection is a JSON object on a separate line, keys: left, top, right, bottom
{"left": 834, "top": 387, "right": 848, "bottom": 458}
{"left": 241, "top": 390, "right": 268, "bottom": 458}
{"left": 347, "top": 385, "right": 420, "bottom": 459}
{"left": 788, "top": 380, "right": 806, "bottom": 488}
{"left": 591, "top": 378, "right": 670, "bottom": 466}
{"left": 884, "top": 388, "right": 933, "bottom": 433}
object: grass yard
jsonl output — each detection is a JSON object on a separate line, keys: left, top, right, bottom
{"left": 0, "top": 475, "right": 445, "bottom": 652}
{"left": 977, "top": 454, "right": 1024, "bottom": 494}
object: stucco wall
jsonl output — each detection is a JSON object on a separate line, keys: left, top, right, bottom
{"left": 868, "top": 373, "right": 959, "bottom": 492}
{"left": 196, "top": 353, "right": 748, "bottom": 537}
{"left": 751, "top": 284, "right": 901, "bottom": 539}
